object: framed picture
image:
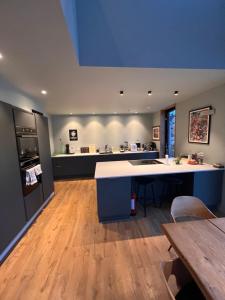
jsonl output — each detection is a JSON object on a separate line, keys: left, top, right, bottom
{"left": 69, "top": 129, "right": 78, "bottom": 141}
{"left": 152, "top": 126, "right": 160, "bottom": 141}
{"left": 188, "top": 106, "right": 211, "bottom": 144}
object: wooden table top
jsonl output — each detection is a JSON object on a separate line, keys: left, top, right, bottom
{"left": 209, "top": 217, "right": 225, "bottom": 233}
{"left": 162, "top": 218, "right": 225, "bottom": 300}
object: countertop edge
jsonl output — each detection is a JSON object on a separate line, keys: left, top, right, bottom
{"left": 94, "top": 167, "right": 223, "bottom": 180}
{"left": 52, "top": 151, "right": 159, "bottom": 158}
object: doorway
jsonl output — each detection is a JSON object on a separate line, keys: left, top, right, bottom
{"left": 165, "top": 107, "right": 176, "bottom": 157}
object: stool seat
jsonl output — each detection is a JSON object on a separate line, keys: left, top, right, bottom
{"left": 163, "top": 176, "right": 183, "bottom": 185}
{"left": 135, "top": 176, "right": 155, "bottom": 184}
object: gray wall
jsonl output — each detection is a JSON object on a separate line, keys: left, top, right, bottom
{"left": 51, "top": 114, "right": 152, "bottom": 153}
{"left": 0, "top": 76, "right": 44, "bottom": 113}
{"left": 176, "top": 84, "right": 225, "bottom": 164}
{"left": 175, "top": 83, "right": 225, "bottom": 212}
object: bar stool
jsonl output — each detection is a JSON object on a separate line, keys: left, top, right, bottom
{"left": 135, "top": 177, "right": 155, "bottom": 217}
{"left": 159, "top": 176, "right": 183, "bottom": 207}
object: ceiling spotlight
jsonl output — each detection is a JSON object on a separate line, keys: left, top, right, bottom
{"left": 174, "top": 91, "right": 179, "bottom": 96}
{"left": 119, "top": 90, "right": 124, "bottom": 96}
{"left": 147, "top": 91, "right": 152, "bottom": 96}
{"left": 41, "top": 90, "right": 47, "bottom": 95}
{"left": 69, "top": 113, "right": 73, "bottom": 115}
{"left": 0, "top": 53, "right": 3, "bottom": 59}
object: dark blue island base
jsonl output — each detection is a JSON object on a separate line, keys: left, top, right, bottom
{"left": 96, "top": 170, "right": 224, "bottom": 223}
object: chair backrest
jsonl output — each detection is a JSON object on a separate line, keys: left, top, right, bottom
{"left": 160, "top": 258, "right": 192, "bottom": 300}
{"left": 171, "top": 196, "right": 216, "bottom": 223}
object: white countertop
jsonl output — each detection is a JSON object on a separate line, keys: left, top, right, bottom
{"left": 95, "top": 158, "right": 223, "bottom": 179}
{"left": 52, "top": 150, "right": 158, "bottom": 158}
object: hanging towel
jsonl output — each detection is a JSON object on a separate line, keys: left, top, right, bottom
{"left": 34, "top": 164, "right": 42, "bottom": 176}
{"left": 26, "top": 167, "right": 38, "bottom": 186}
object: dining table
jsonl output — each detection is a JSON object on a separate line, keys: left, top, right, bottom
{"left": 162, "top": 217, "right": 225, "bottom": 300}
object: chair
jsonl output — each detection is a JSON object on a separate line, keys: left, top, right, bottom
{"left": 160, "top": 258, "right": 205, "bottom": 300}
{"left": 168, "top": 196, "right": 216, "bottom": 251}
{"left": 135, "top": 177, "right": 155, "bottom": 217}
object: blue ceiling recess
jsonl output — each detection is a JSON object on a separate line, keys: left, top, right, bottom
{"left": 60, "top": 0, "right": 225, "bottom": 69}
{"left": 60, "top": 0, "right": 79, "bottom": 58}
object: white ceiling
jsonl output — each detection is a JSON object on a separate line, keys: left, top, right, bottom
{"left": 0, "top": 0, "right": 225, "bottom": 115}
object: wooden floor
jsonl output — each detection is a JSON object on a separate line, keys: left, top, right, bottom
{"left": 0, "top": 179, "right": 175, "bottom": 300}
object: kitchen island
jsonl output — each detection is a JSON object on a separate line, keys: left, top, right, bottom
{"left": 95, "top": 159, "right": 224, "bottom": 222}
{"left": 52, "top": 151, "right": 159, "bottom": 179}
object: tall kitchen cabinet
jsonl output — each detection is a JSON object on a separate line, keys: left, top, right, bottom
{"left": 35, "top": 114, "right": 54, "bottom": 202}
{"left": 0, "top": 101, "right": 26, "bottom": 254}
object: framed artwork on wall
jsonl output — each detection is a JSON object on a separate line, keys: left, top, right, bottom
{"left": 188, "top": 106, "right": 211, "bottom": 144}
{"left": 152, "top": 126, "right": 160, "bottom": 141}
{"left": 69, "top": 129, "right": 78, "bottom": 141}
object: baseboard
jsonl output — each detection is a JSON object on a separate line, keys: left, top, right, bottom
{"left": 0, "top": 192, "right": 55, "bottom": 264}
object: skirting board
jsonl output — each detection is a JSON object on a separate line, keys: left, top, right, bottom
{"left": 0, "top": 192, "right": 55, "bottom": 263}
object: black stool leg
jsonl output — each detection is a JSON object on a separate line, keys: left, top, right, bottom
{"left": 151, "top": 183, "right": 156, "bottom": 207}
{"left": 144, "top": 184, "right": 147, "bottom": 217}
{"left": 136, "top": 183, "right": 140, "bottom": 201}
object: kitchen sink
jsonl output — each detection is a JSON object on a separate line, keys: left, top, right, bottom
{"left": 99, "top": 151, "right": 113, "bottom": 155}
{"left": 129, "top": 159, "right": 163, "bottom": 166}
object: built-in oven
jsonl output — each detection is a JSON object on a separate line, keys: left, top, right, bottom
{"left": 16, "top": 135, "right": 39, "bottom": 162}
{"left": 14, "top": 108, "right": 42, "bottom": 196}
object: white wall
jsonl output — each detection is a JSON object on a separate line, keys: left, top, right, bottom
{"left": 0, "top": 76, "right": 44, "bottom": 113}
{"left": 51, "top": 114, "right": 152, "bottom": 153}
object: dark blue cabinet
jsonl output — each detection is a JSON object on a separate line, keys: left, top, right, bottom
{"left": 52, "top": 152, "right": 159, "bottom": 179}
{"left": 0, "top": 102, "right": 26, "bottom": 254}
{"left": 35, "top": 114, "right": 54, "bottom": 202}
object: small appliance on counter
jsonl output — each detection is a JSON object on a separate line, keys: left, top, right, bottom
{"left": 80, "top": 147, "right": 90, "bottom": 153}
{"left": 136, "top": 142, "right": 141, "bottom": 150}
{"left": 65, "top": 144, "right": 74, "bottom": 155}
{"left": 89, "top": 144, "right": 96, "bottom": 153}
{"left": 150, "top": 142, "right": 157, "bottom": 151}
{"left": 143, "top": 142, "right": 157, "bottom": 151}
{"left": 124, "top": 141, "right": 129, "bottom": 151}
{"left": 120, "top": 144, "right": 125, "bottom": 152}
{"left": 130, "top": 143, "right": 138, "bottom": 152}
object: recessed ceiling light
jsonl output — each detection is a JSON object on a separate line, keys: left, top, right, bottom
{"left": 41, "top": 90, "right": 47, "bottom": 95}
{"left": 147, "top": 91, "right": 152, "bottom": 96}
{"left": 119, "top": 90, "right": 124, "bottom": 96}
{"left": 174, "top": 90, "right": 179, "bottom": 96}
{"left": 135, "top": 111, "right": 138, "bottom": 114}
{"left": 0, "top": 53, "right": 3, "bottom": 59}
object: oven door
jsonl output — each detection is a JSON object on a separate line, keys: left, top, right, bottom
{"left": 17, "top": 136, "right": 39, "bottom": 161}
{"left": 21, "top": 164, "right": 42, "bottom": 196}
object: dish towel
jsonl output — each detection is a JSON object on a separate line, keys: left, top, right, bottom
{"left": 26, "top": 167, "right": 38, "bottom": 186}
{"left": 34, "top": 164, "right": 42, "bottom": 176}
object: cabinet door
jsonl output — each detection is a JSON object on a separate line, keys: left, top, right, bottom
{"left": 0, "top": 101, "right": 26, "bottom": 253}
{"left": 35, "top": 114, "right": 54, "bottom": 202}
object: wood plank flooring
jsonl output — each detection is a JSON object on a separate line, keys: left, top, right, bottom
{"left": 0, "top": 179, "right": 174, "bottom": 300}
